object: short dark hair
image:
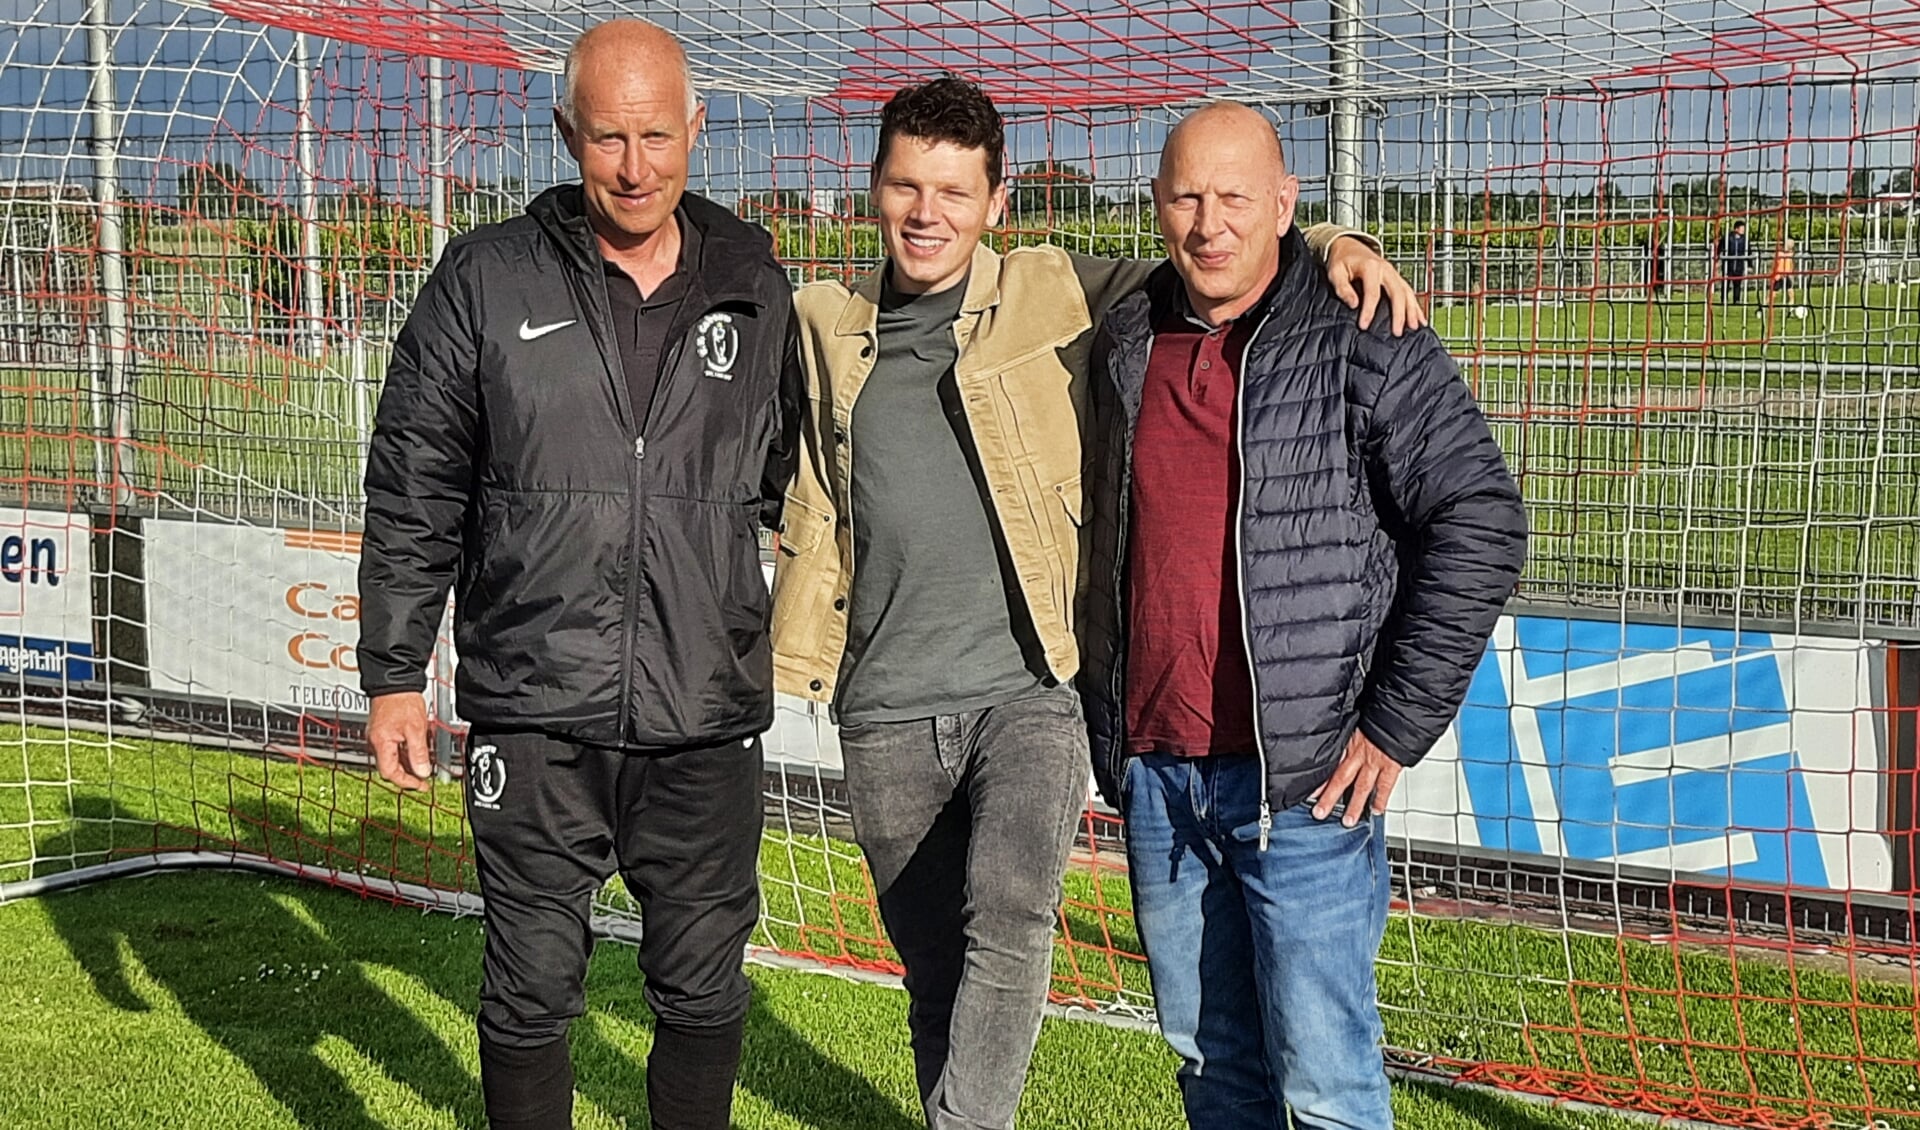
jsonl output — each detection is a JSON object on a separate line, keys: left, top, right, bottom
{"left": 872, "top": 75, "right": 1005, "bottom": 190}
{"left": 1733, "top": 219, "right": 1747, "bottom": 229}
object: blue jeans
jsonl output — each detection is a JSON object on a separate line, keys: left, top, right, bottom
{"left": 1123, "top": 753, "right": 1393, "bottom": 1130}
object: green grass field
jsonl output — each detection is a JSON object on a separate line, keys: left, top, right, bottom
{"left": 1426, "top": 284, "right": 1920, "bottom": 369}
{"left": 0, "top": 869, "right": 1677, "bottom": 1130}
{"left": 5, "top": 723, "right": 1918, "bottom": 1128}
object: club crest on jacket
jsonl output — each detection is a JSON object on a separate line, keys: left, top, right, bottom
{"left": 697, "top": 312, "right": 739, "bottom": 380}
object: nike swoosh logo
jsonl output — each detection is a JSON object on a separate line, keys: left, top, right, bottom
{"left": 517, "top": 318, "right": 576, "bottom": 341}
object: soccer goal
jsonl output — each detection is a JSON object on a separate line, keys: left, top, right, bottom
{"left": 2, "top": 0, "right": 1918, "bottom": 1125}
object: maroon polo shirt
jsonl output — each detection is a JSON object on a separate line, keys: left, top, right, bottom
{"left": 1123, "top": 287, "right": 1268, "bottom": 758}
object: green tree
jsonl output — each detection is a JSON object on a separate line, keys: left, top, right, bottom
{"left": 237, "top": 201, "right": 433, "bottom": 325}
{"left": 465, "top": 176, "right": 527, "bottom": 224}
{"left": 1008, "top": 162, "right": 1096, "bottom": 220}
{"left": 739, "top": 189, "right": 809, "bottom": 221}
{"left": 1849, "top": 166, "right": 1876, "bottom": 201}
{"left": 176, "top": 161, "right": 260, "bottom": 220}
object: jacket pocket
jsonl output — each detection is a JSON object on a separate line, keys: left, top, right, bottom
{"left": 1342, "top": 637, "right": 1378, "bottom": 721}
{"left": 1050, "top": 473, "right": 1087, "bottom": 633}
{"left": 1052, "top": 473, "right": 1085, "bottom": 527}
{"left": 460, "top": 497, "right": 515, "bottom": 607}
{"left": 770, "top": 494, "right": 839, "bottom": 671}
{"left": 994, "top": 344, "right": 1087, "bottom": 492}
{"left": 722, "top": 501, "right": 771, "bottom": 655}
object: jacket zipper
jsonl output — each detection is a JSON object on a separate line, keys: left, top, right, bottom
{"left": 1107, "top": 331, "right": 1149, "bottom": 782}
{"left": 1234, "top": 309, "right": 1279, "bottom": 851}
{"left": 617, "top": 333, "right": 688, "bottom": 740}
{"left": 595, "top": 266, "right": 643, "bottom": 744}
{"left": 619, "top": 430, "right": 645, "bottom": 741}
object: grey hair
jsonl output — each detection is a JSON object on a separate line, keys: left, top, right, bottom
{"left": 559, "top": 22, "right": 702, "bottom": 127}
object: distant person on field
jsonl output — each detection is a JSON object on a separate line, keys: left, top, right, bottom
{"left": 358, "top": 19, "right": 801, "bottom": 1130}
{"left": 1769, "top": 235, "right": 1799, "bottom": 308}
{"left": 1077, "top": 101, "right": 1529, "bottom": 1130}
{"left": 1716, "top": 219, "right": 1750, "bottom": 305}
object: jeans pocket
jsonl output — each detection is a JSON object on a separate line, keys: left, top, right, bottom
{"left": 1024, "top": 680, "right": 1085, "bottom": 720}
{"left": 1118, "top": 753, "right": 1152, "bottom": 813}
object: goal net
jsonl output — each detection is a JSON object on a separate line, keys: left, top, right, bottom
{"left": 2, "top": 0, "right": 1918, "bottom": 1125}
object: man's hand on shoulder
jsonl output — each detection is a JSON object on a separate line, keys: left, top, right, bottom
{"left": 1326, "top": 236, "right": 1427, "bottom": 337}
{"left": 368, "top": 691, "right": 434, "bottom": 791}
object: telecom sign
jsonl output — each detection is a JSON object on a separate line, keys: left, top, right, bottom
{"left": 1395, "top": 616, "right": 1892, "bottom": 893}
{"left": 146, "top": 520, "right": 370, "bottom": 716}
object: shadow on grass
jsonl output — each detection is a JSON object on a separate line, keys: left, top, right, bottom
{"left": 42, "top": 795, "right": 488, "bottom": 1130}
{"left": 40, "top": 793, "right": 919, "bottom": 1130}
{"left": 1408, "top": 1079, "right": 1618, "bottom": 1130}
{"left": 734, "top": 995, "right": 922, "bottom": 1130}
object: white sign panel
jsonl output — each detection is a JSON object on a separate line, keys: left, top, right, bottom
{"left": 756, "top": 561, "right": 846, "bottom": 773}
{"left": 146, "top": 520, "right": 369, "bottom": 716}
{"left": 139, "top": 530, "right": 836, "bottom": 775}
{"left": 0, "top": 506, "right": 95, "bottom": 682}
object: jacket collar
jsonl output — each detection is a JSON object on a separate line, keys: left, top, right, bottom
{"left": 1114, "top": 227, "right": 1310, "bottom": 346}
{"left": 834, "top": 241, "right": 1003, "bottom": 337}
{"left": 1153, "top": 229, "right": 1302, "bottom": 330}
{"left": 527, "top": 183, "right": 772, "bottom": 308}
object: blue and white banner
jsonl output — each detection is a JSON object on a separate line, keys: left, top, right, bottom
{"left": 0, "top": 508, "right": 94, "bottom": 684}
{"left": 1394, "top": 616, "right": 1892, "bottom": 893}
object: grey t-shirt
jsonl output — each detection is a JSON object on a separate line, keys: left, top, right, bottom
{"left": 835, "top": 273, "right": 1043, "bottom": 724}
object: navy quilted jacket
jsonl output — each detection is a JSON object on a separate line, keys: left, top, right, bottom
{"left": 1077, "top": 228, "right": 1528, "bottom": 818}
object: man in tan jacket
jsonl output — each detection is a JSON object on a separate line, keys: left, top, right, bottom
{"left": 770, "top": 78, "right": 1423, "bottom": 1130}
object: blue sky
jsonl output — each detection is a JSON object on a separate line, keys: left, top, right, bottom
{"left": 1, "top": 0, "right": 1913, "bottom": 206}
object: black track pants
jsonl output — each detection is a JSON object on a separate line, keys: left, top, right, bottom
{"left": 465, "top": 729, "right": 764, "bottom": 1128}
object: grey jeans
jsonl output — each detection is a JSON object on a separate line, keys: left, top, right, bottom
{"left": 837, "top": 683, "right": 1090, "bottom": 1130}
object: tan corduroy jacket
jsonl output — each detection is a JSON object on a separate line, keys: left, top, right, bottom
{"left": 771, "top": 226, "right": 1376, "bottom": 703}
